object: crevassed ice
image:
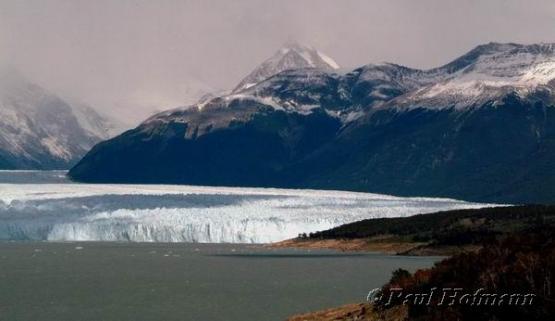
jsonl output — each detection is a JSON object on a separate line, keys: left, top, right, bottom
{"left": 0, "top": 173, "right": 496, "bottom": 243}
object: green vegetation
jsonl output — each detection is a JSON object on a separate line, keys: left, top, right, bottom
{"left": 304, "top": 205, "right": 555, "bottom": 248}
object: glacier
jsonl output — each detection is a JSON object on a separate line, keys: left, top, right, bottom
{"left": 0, "top": 171, "right": 497, "bottom": 243}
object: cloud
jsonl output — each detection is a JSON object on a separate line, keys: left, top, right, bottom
{"left": 0, "top": 0, "right": 554, "bottom": 123}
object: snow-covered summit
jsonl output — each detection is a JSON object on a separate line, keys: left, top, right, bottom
{"left": 143, "top": 42, "right": 555, "bottom": 132}
{"left": 388, "top": 42, "right": 555, "bottom": 110}
{"left": 233, "top": 41, "right": 340, "bottom": 93}
{"left": 0, "top": 68, "right": 122, "bottom": 169}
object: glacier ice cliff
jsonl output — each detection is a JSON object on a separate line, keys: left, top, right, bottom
{"left": 0, "top": 171, "right": 495, "bottom": 243}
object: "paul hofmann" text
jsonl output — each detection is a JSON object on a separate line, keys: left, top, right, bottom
{"left": 367, "top": 287, "right": 536, "bottom": 307}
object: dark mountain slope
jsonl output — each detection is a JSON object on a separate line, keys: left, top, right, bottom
{"left": 69, "top": 42, "right": 555, "bottom": 204}
{"left": 294, "top": 96, "right": 555, "bottom": 203}
{"left": 69, "top": 103, "right": 341, "bottom": 185}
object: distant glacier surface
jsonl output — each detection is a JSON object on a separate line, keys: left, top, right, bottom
{"left": 0, "top": 171, "right": 496, "bottom": 243}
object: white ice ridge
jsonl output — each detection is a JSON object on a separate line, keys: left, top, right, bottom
{"left": 0, "top": 180, "right": 496, "bottom": 243}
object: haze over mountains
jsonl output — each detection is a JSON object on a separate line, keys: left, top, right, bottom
{"left": 0, "top": 68, "right": 123, "bottom": 169}
{"left": 68, "top": 42, "right": 555, "bottom": 204}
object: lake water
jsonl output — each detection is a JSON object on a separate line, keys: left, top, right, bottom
{"left": 0, "top": 242, "right": 441, "bottom": 321}
{"left": 0, "top": 171, "right": 459, "bottom": 320}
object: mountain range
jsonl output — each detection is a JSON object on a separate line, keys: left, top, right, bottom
{"left": 0, "top": 68, "right": 122, "bottom": 169}
{"left": 68, "top": 42, "right": 555, "bottom": 204}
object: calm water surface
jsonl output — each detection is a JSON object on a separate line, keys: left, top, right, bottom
{"left": 0, "top": 242, "right": 441, "bottom": 321}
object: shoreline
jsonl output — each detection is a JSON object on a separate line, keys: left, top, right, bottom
{"left": 286, "top": 302, "right": 410, "bottom": 321}
{"left": 286, "top": 303, "right": 374, "bottom": 321}
{"left": 268, "top": 238, "right": 480, "bottom": 256}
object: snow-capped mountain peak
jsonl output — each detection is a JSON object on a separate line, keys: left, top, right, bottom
{"left": 233, "top": 41, "right": 340, "bottom": 93}
{"left": 277, "top": 41, "right": 340, "bottom": 69}
{"left": 0, "top": 68, "right": 122, "bottom": 169}
{"left": 389, "top": 42, "right": 555, "bottom": 110}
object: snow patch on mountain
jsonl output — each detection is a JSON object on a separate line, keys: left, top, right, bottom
{"left": 0, "top": 68, "right": 122, "bottom": 168}
{"left": 139, "top": 42, "right": 555, "bottom": 140}
{"left": 390, "top": 43, "right": 555, "bottom": 110}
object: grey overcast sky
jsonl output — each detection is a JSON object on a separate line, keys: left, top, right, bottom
{"left": 1, "top": 0, "right": 555, "bottom": 123}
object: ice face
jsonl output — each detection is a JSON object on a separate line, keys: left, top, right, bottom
{"left": 0, "top": 171, "right": 496, "bottom": 243}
